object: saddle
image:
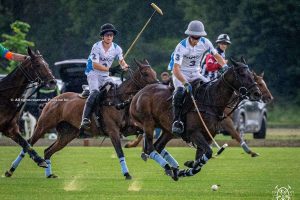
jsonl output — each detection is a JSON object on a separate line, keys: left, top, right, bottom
{"left": 78, "top": 85, "right": 90, "bottom": 99}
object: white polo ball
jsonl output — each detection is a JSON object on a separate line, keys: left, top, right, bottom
{"left": 211, "top": 184, "right": 218, "bottom": 191}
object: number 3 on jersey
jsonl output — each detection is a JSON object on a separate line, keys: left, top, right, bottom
{"left": 189, "top": 60, "right": 196, "bottom": 66}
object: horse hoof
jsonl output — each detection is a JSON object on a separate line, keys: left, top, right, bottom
{"left": 141, "top": 152, "right": 148, "bottom": 161}
{"left": 38, "top": 160, "right": 48, "bottom": 168}
{"left": 124, "top": 143, "right": 130, "bottom": 148}
{"left": 47, "top": 174, "right": 58, "bottom": 178}
{"left": 124, "top": 173, "right": 132, "bottom": 180}
{"left": 4, "top": 171, "right": 13, "bottom": 177}
{"left": 164, "top": 165, "right": 174, "bottom": 178}
{"left": 171, "top": 168, "right": 179, "bottom": 181}
{"left": 184, "top": 160, "right": 194, "bottom": 168}
{"left": 251, "top": 152, "right": 260, "bottom": 157}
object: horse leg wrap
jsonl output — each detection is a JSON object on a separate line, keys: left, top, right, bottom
{"left": 26, "top": 146, "right": 44, "bottom": 164}
{"left": 149, "top": 151, "right": 168, "bottom": 168}
{"left": 160, "top": 149, "right": 179, "bottom": 169}
{"left": 45, "top": 159, "right": 52, "bottom": 177}
{"left": 11, "top": 149, "right": 25, "bottom": 170}
{"left": 241, "top": 141, "right": 251, "bottom": 154}
{"left": 193, "top": 154, "right": 208, "bottom": 168}
{"left": 119, "top": 157, "right": 129, "bottom": 175}
{"left": 178, "top": 168, "right": 195, "bottom": 177}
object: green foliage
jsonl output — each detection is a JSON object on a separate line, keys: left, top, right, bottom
{"left": 1, "top": 20, "right": 34, "bottom": 72}
{"left": 268, "top": 104, "right": 300, "bottom": 127}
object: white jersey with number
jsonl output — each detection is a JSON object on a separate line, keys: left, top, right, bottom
{"left": 168, "top": 37, "right": 217, "bottom": 75}
{"left": 85, "top": 41, "right": 123, "bottom": 76}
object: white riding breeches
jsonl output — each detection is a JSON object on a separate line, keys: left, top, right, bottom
{"left": 173, "top": 71, "right": 208, "bottom": 88}
{"left": 87, "top": 73, "right": 113, "bottom": 92}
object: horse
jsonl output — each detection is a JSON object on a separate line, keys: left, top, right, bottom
{"left": 219, "top": 71, "right": 273, "bottom": 157}
{"left": 129, "top": 57, "right": 262, "bottom": 180}
{"left": 124, "top": 71, "right": 273, "bottom": 157}
{"left": 6, "top": 59, "right": 157, "bottom": 180}
{"left": 0, "top": 47, "right": 56, "bottom": 170}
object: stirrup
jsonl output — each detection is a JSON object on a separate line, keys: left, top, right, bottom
{"left": 80, "top": 118, "right": 91, "bottom": 129}
{"left": 172, "top": 120, "right": 184, "bottom": 137}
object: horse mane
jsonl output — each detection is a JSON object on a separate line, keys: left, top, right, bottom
{"left": 0, "top": 59, "right": 31, "bottom": 86}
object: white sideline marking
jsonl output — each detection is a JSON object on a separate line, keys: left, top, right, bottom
{"left": 128, "top": 180, "right": 142, "bottom": 191}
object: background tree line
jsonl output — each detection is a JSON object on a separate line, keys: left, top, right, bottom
{"left": 0, "top": 0, "right": 299, "bottom": 106}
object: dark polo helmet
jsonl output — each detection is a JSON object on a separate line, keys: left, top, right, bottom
{"left": 100, "top": 23, "right": 118, "bottom": 36}
{"left": 216, "top": 34, "right": 231, "bottom": 44}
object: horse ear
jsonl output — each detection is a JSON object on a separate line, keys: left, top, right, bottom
{"left": 260, "top": 71, "right": 264, "bottom": 78}
{"left": 230, "top": 57, "right": 238, "bottom": 66}
{"left": 27, "top": 47, "right": 35, "bottom": 57}
{"left": 36, "top": 49, "right": 41, "bottom": 55}
{"left": 241, "top": 56, "right": 246, "bottom": 64}
{"left": 134, "top": 58, "right": 142, "bottom": 67}
{"left": 144, "top": 59, "right": 150, "bottom": 65}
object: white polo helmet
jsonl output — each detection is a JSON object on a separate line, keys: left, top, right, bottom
{"left": 184, "top": 20, "right": 207, "bottom": 36}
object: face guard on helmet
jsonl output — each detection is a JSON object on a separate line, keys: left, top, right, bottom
{"left": 216, "top": 34, "right": 231, "bottom": 44}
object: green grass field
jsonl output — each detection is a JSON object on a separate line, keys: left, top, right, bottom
{"left": 0, "top": 147, "right": 299, "bottom": 200}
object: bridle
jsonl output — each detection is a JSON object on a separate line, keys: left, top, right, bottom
{"left": 193, "top": 64, "right": 259, "bottom": 119}
{"left": 0, "top": 56, "right": 52, "bottom": 92}
{"left": 221, "top": 65, "right": 257, "bottom": 99}
{"left": 102, "top": 64, "right": 158, "bottom": 105}
{"left": 126, "top": 64, "right": 158, "bottom": 90}
{"left": 20, "top": 55, "right": 52, "bottom": 85}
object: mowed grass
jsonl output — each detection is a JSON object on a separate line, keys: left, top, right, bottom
{"left": 0, "top": 147, "right": 299, "bottom": 200}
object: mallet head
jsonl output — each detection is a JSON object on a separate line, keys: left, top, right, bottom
{"left": 216, "top": 143, "right": 228, "bottom": 156}
{"left": 150, "top": 3, "right": 163, "bottom": 15}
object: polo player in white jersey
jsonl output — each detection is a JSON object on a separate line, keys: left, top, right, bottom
{"left": 168, "top": 20, "right": 229, "bottom": 136}
{"left": 80, "top": 23, "right": 128, "bottom": 129}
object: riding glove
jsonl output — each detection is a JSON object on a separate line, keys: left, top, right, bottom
{"left": 184, "top": 82, "right": 192, "bottom": 93}
{"left": 219, "top": 64, "right": 229, "bottom": 74}
{"left": 109, "top": 65, "right": 123, "bottom": 75}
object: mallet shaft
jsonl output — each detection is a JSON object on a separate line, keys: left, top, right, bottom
{"left": 124, "top": 11, "right": 156, "bottom": 59}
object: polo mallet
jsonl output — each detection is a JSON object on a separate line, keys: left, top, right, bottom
{"left": 190, "top": 93, "right": 228, "bottom": 156}
{"left": 123, "top": 3, "right": 163, "bottom": 59}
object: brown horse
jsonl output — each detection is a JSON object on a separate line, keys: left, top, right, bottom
{"left": 6, "top": 59, "right": 157, "bottom": 179}
{"left": 129, "top": 57, "right": 261, "bottom": 180}
{"left": 124, "top": 71, "right": 273, "bottom": 157}
{"left": 0, "top": 48, "right": 56, "bottom": 170}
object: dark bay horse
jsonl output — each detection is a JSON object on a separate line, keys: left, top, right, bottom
{"left": 0, "top": 48, "right": 56, "bottom": 170}
{"left": 125, "top": 71, "right": 273, "bottom": 157}
{"left": 220, "top": 71, "right": 273, "bottom": 157}
{"left": 6, "top": 59, "right": 157, "bottom": 179}
{"left": 129, "top": 58, "right": 261, "bottom": 180}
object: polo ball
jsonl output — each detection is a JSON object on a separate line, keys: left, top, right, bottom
{"left": 211, "top": 184, "right": 218, "bottom": 191}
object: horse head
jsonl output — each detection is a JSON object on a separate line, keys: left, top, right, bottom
{"left": 224, "top": 57, "right": 261, "bottom": 101}
{"left": 27, "top": 47, "right": 56, "bottom": 89}
{"left": 252, "top": 71, "right": 274, "bottom": 103}
{"left": 131, "top": 59, "right": 158, "bottom": 88}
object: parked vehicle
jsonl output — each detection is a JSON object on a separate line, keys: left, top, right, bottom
{"left": 53, "top": 59, "right": 122, "bottom": 93}
{"left": 230, "top": 99, "right": 268, "bottom": 139}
